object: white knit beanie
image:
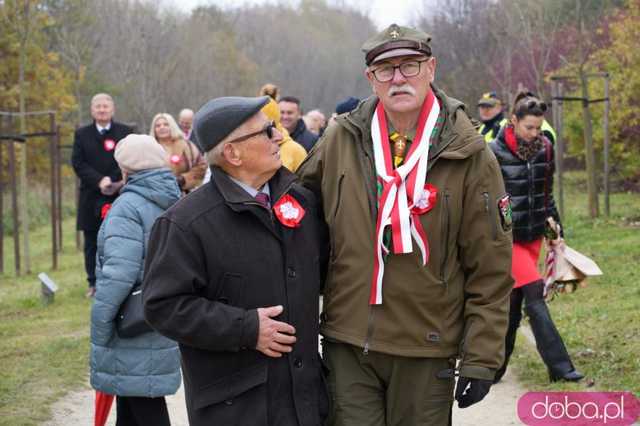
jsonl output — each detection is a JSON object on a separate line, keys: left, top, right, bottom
{"left": 115, "top": 134, "right": 168, "bottom": 173}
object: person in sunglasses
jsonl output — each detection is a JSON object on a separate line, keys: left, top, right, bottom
{"left": 489, "top": 91, "right": 584, "bottom": 384}
{"left": 142, "top": 96, "right": 328, "bottom": 426}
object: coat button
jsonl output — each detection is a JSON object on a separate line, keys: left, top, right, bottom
{"left": 294, "top": 357, "right": 303, "bottom": 368}
{"left": 224, "top": 399, "right": 233, "bottom": 405}
{"left": 287, "top": 267, "right": 296, "bottom": 278}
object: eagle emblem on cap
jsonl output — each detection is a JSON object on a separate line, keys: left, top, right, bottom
{"left": 389, "top": 24, "right": 401, "bottom": 39}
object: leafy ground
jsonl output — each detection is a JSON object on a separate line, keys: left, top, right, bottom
{"left": 511, "top": 172, "right": 640, "bottom": 394}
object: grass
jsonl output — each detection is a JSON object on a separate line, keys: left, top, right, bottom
{"left": 510, "top": 171, "right": 640, "bottom": 394}
{"left": 0, "top": 217, "right": 90, "bottom": 426}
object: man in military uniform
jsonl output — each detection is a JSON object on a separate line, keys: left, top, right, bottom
{"left": 478, "top": 91, "right": 508, "bottom": 143}
{"left": 298, "top": 24, "right": 513, "bottom": 425}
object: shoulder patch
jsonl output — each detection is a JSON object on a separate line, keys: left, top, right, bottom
{"left": 498, "top": 195, "right": 512, "bottom": 232}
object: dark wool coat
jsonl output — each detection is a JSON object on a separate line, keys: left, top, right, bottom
{"left": 71, "top": 121, "right": 133, "bottom": 231}
{"left": 290, "top": 119, "right": 319, "bottom": 153}
{"left": 143, "top": 166, "right": 328, "bottom": 426}
{"left": 489, "top": 127, "right": 561, "bottom": 242}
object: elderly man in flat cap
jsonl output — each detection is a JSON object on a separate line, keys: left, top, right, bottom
{"left": 297, "top": 24, "right": 513, "bottom": 425}
{"left": 143, "top": 96, "right": 328, "bottom": 426}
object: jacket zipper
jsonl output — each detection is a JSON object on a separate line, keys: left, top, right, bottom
{"left": 362, "top": 307, "right": 376, "bottom": 355}
{"left": 527, "top": 161, "right": 533, "bottom": 234}
{"left": 334, "top": 173, "right": 345, "bottom": 220}
{"left": 440, "top": 191, "right": 450, "bottom": 284}
{"left": 483, "top": 192, "right": 497, "bottom": 240}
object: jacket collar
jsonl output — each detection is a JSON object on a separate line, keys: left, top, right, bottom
{"left": 290, "top": 118, "right": 307, "bottom": 140}
{"left": 337, "top": 84, "right": 485, "bottom": 165}
{"left": 212, "top": 166, "right": 297, "bottom": 207}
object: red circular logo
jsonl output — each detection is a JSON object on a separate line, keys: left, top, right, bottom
{"left": 103, "top": 139, "right": 116, "bottom": 152}
{"left": 170, "top": 154, "right": 181, "bottom": 164}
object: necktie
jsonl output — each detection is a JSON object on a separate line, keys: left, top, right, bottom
{"left": 255, "top": 192, "right": 270, "bottom": 209}
{"left": 99, "top": 128, "right": 107, "bottom": 135}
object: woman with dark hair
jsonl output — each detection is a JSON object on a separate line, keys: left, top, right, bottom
{"left": 489, "top": 92, "right": 583, "bottom": 383}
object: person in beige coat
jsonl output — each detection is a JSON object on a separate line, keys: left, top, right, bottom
{"left": 150, "top": 113, "right": 206, "bottom": 193}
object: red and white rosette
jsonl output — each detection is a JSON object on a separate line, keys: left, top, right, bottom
{"left": 273, "top": 194, "right": 306, "bottom": 228}
{"left": 103, "top": 139, "right": 116, "bottom": 152}
{"left": 411, "top": 183, "right": 438, "bottom": 215}
{"left": 170, "top": 154, "right": 181, "bottom": 165}
{"left": 369, "top": 90, "right": 440, "bottom": 305}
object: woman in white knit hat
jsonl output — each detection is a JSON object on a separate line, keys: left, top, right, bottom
{"left": 90, "top": 134, "right": 181, "bottom": 426}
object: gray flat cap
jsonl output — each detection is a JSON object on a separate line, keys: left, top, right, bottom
{"left": 193, "top": 96, "right": 270, "bottom": 152}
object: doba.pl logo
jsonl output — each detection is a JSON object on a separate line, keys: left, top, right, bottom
{"left": 518, "top": 392, "right": 640, "bottom": 425}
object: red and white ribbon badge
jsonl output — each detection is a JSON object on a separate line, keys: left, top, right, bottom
{"left": 273, "top": 194, "right": 306, "bottom": 228}
{"left": 103, "top": 139, "right": 116, "bottom": 152}
{"left": 170, "top": 154, "right": 181, "bottom": 165}
{"left": 369, "top": 90, "right": 440, "bottom": 305}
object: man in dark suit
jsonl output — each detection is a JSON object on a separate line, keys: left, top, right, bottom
{"left": 72, "top": 93, "right": 133, "bottom": 298}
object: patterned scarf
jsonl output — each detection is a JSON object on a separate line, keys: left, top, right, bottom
{"left": 504, "top": 125, "right": 544, "bottom": 161}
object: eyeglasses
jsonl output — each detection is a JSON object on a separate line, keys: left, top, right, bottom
{"left": 226, "top": 121, "right": 276, "bottom": 144}
{"left": 371, "top": 59, "right": 429, "bottom": 83}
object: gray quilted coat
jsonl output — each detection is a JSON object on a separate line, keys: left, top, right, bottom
{"left": 90, "top": 168, "right": 182, "bottom": 397}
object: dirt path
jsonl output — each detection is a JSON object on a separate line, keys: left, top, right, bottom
{"left": 48, "top": 366, "right": 526, "bottom": 425}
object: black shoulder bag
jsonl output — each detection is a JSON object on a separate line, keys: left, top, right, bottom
{"left": 116, "top": 283, "right": 152, "bottom": 338}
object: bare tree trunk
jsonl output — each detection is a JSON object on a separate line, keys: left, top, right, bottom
{"left": 579, "top": 70, "right": 599, "bottom": 218}
{"left": 17, "top": 0, "right": 32, "bottom": 273}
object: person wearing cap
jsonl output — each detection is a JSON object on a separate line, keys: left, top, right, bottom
{"left": 142, "top": 96, "right": 328, "bottom": 426}
{"left": 72, "top": 93, "right": 133, "bottom": 298}
{"left": 297, "top": 23, "right": 513, "bottom": 424}
{"left": 90, "top": 134, "right": 181, "bottom": 426}
{"left": 478, "top": 91, "right": 508, "bottom": 143}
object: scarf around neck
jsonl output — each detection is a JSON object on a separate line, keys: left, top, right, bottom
{"left": 369, "top": 90, "right": 441, "bottom": 305}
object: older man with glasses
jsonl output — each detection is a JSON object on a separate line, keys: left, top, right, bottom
{"left": 143, "top": 96, "right": 328, "bottom": 426}
{"left": 297, "top": 24, "right": 514, "bottom": 425}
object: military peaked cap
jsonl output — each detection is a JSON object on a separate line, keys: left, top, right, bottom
{"left": 362, "top": 24, "right": 432, "bottom": 66}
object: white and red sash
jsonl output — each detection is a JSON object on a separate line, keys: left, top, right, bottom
{"left": 370, "top": 90, "right": 440, "bottom": 305}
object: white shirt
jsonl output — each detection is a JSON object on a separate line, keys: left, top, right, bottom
{"left": 96, "top": 122, "right": 112, "bottom": 134}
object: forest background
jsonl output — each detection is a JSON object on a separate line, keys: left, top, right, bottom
{"left": 1, "top": 0, "right": 638, "bottom": 185}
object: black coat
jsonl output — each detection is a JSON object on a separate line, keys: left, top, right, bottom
{"left": 290, "top": 119, "right": 319, "bottom": 153}
{"left": 71, "top": 121, "right": 133, "bottom": 231}
{"left": 489, "top": 128, "right": 561, "bottom": 242}
{"left": 143, "top": 166, "right": 328, "bottom": 426}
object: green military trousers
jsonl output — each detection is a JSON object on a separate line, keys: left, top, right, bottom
{"left": 323, "top": 339, "right": 455, "bottom": 426}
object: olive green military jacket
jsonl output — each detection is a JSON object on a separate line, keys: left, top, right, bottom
{"left": 297, "top": 86, "right": 514, "bottom": 380}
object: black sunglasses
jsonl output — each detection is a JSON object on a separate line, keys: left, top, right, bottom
{"left": 525, "top": 99, "right": 548, "bottom": 112}
{"left": 226, "top": 120, "right": 276, "bottom": 144}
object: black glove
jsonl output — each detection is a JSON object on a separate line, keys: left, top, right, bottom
{"left": 454, "top": 376, "right": 492, "bottom": 408}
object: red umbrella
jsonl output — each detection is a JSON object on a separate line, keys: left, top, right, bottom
{"left": 95, "top": 390, "right": 114, "bottom": 426}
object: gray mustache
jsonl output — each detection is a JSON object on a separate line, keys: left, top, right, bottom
{"left": 388, "top": 85, "right": 416, "bottom": 96}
